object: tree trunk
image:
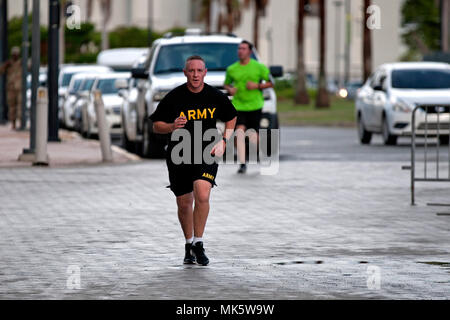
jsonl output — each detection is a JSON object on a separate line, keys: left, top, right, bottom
{"left": 205, "top": 0, "right": 211, "bottom": 33}
{"left": 253, "top": 2, "right": 259, "bottom": 49}
{"left": 100, "top": 0, "right": 111, "bottom": 51}
{"left": 226, "top": 0, "right": 233, "bottom": 32}
{"left": 86, "top": 0, "right": 93, "bottom": 21}
{"left": 442, "top": 0, "right": 449, "bottom": 52}
{"left": 316, "top": 0, "right": 329, "bottom": 108}
{"left": 59, "top": 0, "right": 66, "bottom": 64}
{"left": 363, "top": 0, "right": 372, "bottom": 82}
{"left": 295, "top": 0, "right": 310, "bottom": 105}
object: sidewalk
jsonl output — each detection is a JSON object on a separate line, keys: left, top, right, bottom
{"left": 0, "top": 124, "right": 141, "bottom": 168}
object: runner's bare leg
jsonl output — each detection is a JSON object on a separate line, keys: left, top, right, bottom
{"left": 192, "top": 179, "right": 212, "bottom": 237}
{"left": 235, "top": 125, "right": 247, "bottom": 165}
{"left": 176, "top": 192, "right": 194, "bottom": 240}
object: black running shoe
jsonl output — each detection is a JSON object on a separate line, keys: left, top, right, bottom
{"left": 237, "top": 164, "right": 247, "bottom": 174}
{"left": 191, "top": 242, "right": 209, "bottom": 266}
{"left": 184, "top": 243, "right": 196, "bottom": 264}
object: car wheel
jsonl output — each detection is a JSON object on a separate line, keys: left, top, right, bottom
{"left": 439, "top": 135, "right": 449, "bottom": 145}
{"left": 121, "top": 118, "right": 136, "bottom": 152}
{"left": 382, "top": 115, "right": 397, "bottom": 146}
{"left": 81, "top": 107, "right": 88, "bottom": 137}
{"left": 357, "top": 114, "right": 372, "bottom": 144}
{"left": 141, "top": 116, "right": 165, "bottom": 158}
{"left": 60, "top": 107, "right": 67, "bottom": 129}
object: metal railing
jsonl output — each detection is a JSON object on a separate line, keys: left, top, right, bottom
{"left": 410, "top": 105, "right": 450, "bottom": 208}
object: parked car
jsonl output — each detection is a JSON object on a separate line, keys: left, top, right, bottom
{"left": 60, "top": 72, "right": 102, "bottom": 131}
{"left": 58, "top": 65, "right": 113, "bottom": 123}
{"left": 115, "top": 54, "right": 149, "bottom": 151}
{"left": 82, "top": 72, "right": 131, "bottom": 138}
{"left": 124, "top": 29, "right": 283, "bottom": 158}
{"left": 61, "top": 73, "right": 86, "bottom": 129}
{"left": 97, "top": 48, "right": 149, "bottom": 72}
{"left": 73, "top": 73, "right": 101, "bottom": 135}
{"left": 355, "top": 62, "right": 450, "bottom": 145}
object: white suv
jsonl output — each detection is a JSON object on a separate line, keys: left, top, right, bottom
{"left": 356, "top": 62, "right": 450, "bottom": 145}
{"left": 121, "top": 30, "right": 283, "bottom": 157}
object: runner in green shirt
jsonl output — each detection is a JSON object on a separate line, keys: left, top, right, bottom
{"left": 224, "top": 40, "right": 274, "bottom": 174}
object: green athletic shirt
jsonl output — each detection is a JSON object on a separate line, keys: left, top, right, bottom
{"left": 224, "top": 58, "right": 270, "bottom": 112}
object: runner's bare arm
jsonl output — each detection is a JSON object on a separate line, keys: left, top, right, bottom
{"left": 0, "top": 60, "right": 11, "bottom": 74}
{"left": 246, "top": 81, "right": 273, "bottom": 90}
{"left": 223, "top": 116, "right": 237, "bottom": 140}
{"left": 211, "top": 116, "right": 237, "bottom": 156}
{"left": 224, "top": 85, "right": 237, "bottom": 96}
{"left": 153, "top": 116, "right": 187, "bottom": 134}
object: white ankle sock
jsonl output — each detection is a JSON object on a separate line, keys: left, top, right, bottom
{"left": 186, "top": 237, "right": 193, "bottom": 244}
{"left": 193, "top": 237, "right": 203, "bottom": 244}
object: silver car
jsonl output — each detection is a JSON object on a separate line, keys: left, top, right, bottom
{"left": 355, "top": 62, "right": 450, "bottom": 145}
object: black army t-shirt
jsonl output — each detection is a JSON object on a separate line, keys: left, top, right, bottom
{"left": 149, "top": 83, "right": 237, "bottom": 164}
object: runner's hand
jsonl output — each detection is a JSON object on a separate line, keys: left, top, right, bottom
{"left": 227, "top": 87, "right": 237, "bottom": 96}
{"left": 173, "top": 116, "right": 187, "bottom": 130}
{"left": 211, "top": 139, "right": 226, "bottom": 157}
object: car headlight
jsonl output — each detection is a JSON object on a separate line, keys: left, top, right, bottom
{"left": 392, "top": 98, "right": 413, "bottom": 113}
{"left": 338, "top": 88, "right": 348, "bottom": 98}
{"left": 263, "top": 89, "right": 271, "bottom": 100}
{"left": 153, "top": 90, "right": 169, "bottom": 102}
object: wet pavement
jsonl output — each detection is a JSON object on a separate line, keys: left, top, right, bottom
{"left": 0, "top": 127, "right": 449, "bottom": 299}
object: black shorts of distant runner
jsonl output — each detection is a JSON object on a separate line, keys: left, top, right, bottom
{"left": 236, "top": 108, "right": 262, "bottom": 131}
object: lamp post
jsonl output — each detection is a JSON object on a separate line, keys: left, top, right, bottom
{"left": 48, "top": 0, "right": 60, "bottom": 142}
{"left": 334, "top": 0, "right": 343, "bottom": 88}
{"left": 0, "top": 0, "right": 7, "bottom": 124}
{"left": 21, "top": 0, "right": 29, "bottom": 130}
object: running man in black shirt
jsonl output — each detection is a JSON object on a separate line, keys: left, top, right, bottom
{"left": 150, "top": 55, "right": 237, "bottom": 266}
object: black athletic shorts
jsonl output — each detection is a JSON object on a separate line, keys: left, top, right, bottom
{"left": 236, "top": 108, "right": 262, "bottom": 131}
{"left": 166, "top": 160, "right": 218, "bottom": 197}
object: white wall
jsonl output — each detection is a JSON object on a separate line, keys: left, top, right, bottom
{"left": 6, "top": 0, "right": 407, "bottom": 80}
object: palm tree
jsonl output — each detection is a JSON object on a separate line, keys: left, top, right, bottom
{"left": 86, "top": 0, "right": 112, "bottom": 50}
{"left": 244, "top": 0, "right": 269, "bottom": 49}
{"left": 316, "top": 0, "right": 329, "bottom": 108}
{"left": 100, "top": 0, "right": 112, "bottom": 51}
{"left": 198, "top": 0, "right": 212, "bottom": 32}
{"left": 213, "top": 0, "right": 241, "bottom": 33}
{"left": 363, "top": 0, "right": 372, "bottom": 81}
{"left": 86, "top": 0, "right": 93, "bottom": 21}
{"left": 295, "top": 0, "right": 310, "bottom": 105}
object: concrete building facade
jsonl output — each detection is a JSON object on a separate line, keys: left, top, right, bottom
{"left": 7, "top": 0, "right": 407, "bottom": 80}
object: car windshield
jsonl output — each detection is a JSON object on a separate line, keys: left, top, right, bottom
{"left": 61, "top": 72, "right": 75, "bottom": 87}
{"left": 97, "top": 78, "right": 120, "bottom": 94}
{"left": 392, "top": 69, "right": 450, "bottom": 89}
{"left": 80, "top": 78, "right": 95, "bottom": 91}
{"left": 153, "top": 43, "right": 257, "bottom": 74}
{"left": 71, "top": 79, "right": 83, "bottom": 93}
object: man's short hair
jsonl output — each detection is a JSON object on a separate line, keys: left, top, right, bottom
{"left": 240, "top": 40, "right": 253, "bottom": 51}
{"left": 184, "top": 55, "right": 206, "bottom": 69}
{"left": 11, "top": 46, "right": 20, "bottom": 56}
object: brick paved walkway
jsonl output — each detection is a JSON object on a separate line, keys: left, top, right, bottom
{"left": 0, "top": 157, "right": 449, "bottom": 299}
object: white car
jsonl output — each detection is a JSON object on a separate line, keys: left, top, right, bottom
{"left": 97, "top": 48, "right": 149, "bottom": 72}
{"left": 83, "top": 72, "right": 131, "bottom": 137}
{"left": 124, "top": 29, "right": 283, "bottom": 158}
{"left": 62, "top": 73, "right": 86, "bottom": 129}
{"left": 62, "top": 72, "right": 102, "bottom": 130}
{"left": 356, "top": 62, "right": 450, "bottom": 145}
{"left": 58, "top": 65, "right": 113, "bottom": 123}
